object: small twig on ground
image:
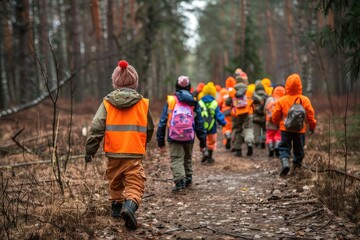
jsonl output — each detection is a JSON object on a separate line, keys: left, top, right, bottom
{"left": 143, "top": 193, "right": 155, "bottom": 199}
{"left": 288, "top": 208, "right": 324, "bottom": 222}
{"left": 315, "top": 218, "right": 332, "bottom": 231}
{"left": 163, "top": 225, "right": 252, "bottom": 239}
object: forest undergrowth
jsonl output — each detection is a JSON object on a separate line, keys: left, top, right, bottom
{"left": 0, "top": 98, "right": 359, "bottom": 239}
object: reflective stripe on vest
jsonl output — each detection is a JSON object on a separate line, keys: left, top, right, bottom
{"left": 103, "top": 98, "right": 149, "bottom": 154}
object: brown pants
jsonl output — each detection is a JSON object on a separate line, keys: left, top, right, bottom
{"left": 106, "top": 158, "right": 146, "bottom": 206}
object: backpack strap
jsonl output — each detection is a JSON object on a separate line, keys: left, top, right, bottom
{"left": 294, "top": 97, "right": 302, "bottom": 104}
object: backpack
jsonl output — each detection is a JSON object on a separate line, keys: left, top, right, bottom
{"left": 284, "top": 97, "right": 306, "bottom": 131}
{"left": 168, "top": 96, "right": 194, "bottom": 141}
{"left": 198, "top": 100, "right": 217, "bottom": 131}
{"left": 233, "top": 89, "right": 248, "bottom": 109}
{"left": 253, "top": 91, "right": 268, "bottom": 115}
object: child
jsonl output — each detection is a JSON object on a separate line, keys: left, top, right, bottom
{"left": 85, "top": 60, "right": 155, "bottom": 230}
{"left": 227, "top": 82, "right": 255, "bottom": 157}
{"left": 252, "top": 83, "right": 268, "bottom": 149}
{"left": 198, "top": 82, "right": 227, "bottom": 163}
{"left": 272, "top": 74, "right": 316, "bottom": 176}
{"left": 264, "top": 85, "right": 285, "bottom": 157}
{"left": 156, "top": 76, "right": 207, "bottom": 192}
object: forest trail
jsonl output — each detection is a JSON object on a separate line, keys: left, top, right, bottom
{"left": 1, "top": 103, "right": 359, "bottom": 240}
{"left": 91, "top": 140, "right": 359, "bottom": 239}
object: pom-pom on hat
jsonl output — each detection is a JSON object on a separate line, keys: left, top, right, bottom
{"left": 111, "top": 60, "right": 139, "bottom": 89}
{"left": 176, "top": 76, "right": 191, "bottom": 91}
{"left": 178, "top": 76, "right": 190, "bottom": 87}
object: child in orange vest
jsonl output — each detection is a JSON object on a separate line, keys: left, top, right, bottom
{"left": 227, "top": 82, "right": 255, "bottom": 157}
{"left": 156, "top": 76, "right": 207, "bottom": 191}
{"left": 85, "top": 60, "right": 155, "bottom": 230}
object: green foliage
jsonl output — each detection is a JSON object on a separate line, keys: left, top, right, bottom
{"left": 332, "top": 114, "right": 360, "bottom": 153}
{"left": 195, "top": 0, "right": 264, "bottom": 84}
{"left": 314, "top": 0, "right": 360, "bottom": 82}
{"left": 228, "top": 15, "right": 264, "bottom": 83}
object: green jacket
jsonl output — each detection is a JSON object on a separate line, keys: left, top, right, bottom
{"left": 85, "top": 88, "right": 155, "bottom": 159}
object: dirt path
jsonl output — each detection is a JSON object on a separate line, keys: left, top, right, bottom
{"left": 92, "top": 143, "right": 359, "bottom": 240}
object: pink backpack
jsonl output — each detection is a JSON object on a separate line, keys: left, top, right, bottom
{"left": 169, "top": 97, "right": 194, "bottom": 141}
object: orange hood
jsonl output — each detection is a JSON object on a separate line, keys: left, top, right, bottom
{"left": 272, "top": 85, "right": 285, "bottom": 99}
{"left": 225, "top": 77, "right": 236, "bottom": 88}
{"left": 285, "top": 74, "right": 302, "bottom": 96}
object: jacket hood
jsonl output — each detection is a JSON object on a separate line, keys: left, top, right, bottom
{"left": 225, "top": 77, "right": 236, "bottom": 88}
{"left": 104, "top": 88, "right": 143, "bottom": 109}
{"left": 175, "top": 89, "right": 197, "bottom": 106}
{"left": 272, "top": 85, "right": 285, "bottom": 99}
{"left": 285, "top": 74, "right": 302, "bottom": 95}
{"left": 200, "top": 95, "right": 215, "bottom": 103}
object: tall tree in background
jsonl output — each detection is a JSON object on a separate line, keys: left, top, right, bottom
{"left": 314, "top": 0, "right": 360, "bottom": 84}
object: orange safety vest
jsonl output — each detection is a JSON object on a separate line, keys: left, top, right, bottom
{"left": 103, "top": 98, "right": 149, "bottom": 154}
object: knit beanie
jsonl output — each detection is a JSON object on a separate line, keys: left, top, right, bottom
{"left": 111, "top": 60, "right": 139, "bottom": 89}
{"left": 202, "top": 82, "right": 217, "bottom": 98}
{"left": 175, "top": 76, "right": 191, "bottom": 91}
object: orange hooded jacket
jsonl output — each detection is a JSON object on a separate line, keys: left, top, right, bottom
{"left": 103, "top": 99, "right": 149, "bottom": 154}
{"left": 271, "top": 74, "right": 316, "bottom": 133}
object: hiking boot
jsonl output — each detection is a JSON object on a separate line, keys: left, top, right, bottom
{"left": 111, "top": 200, "right": 122, "bottom": 218}
{"left": 225, "top": 138, "right": 231, "bottom": 150}
{"left": 185, "top": 175, "right": 192, "bottom": 187}
{"left": 201, "top": 148, "right": 209, "bottom": 163}
{"left": 260, "top": 142, "right": 266, "bottom": 149}
{"left": 172, "top": 179, "right": 186, "bottom": 192}
{"left": 268, "top": 150, "right": 274, "bottom": 157}
{"left": 234, "top": 149, "right": 242, "bottom": 157}
{"left": 292, "top": 164, "right": 302, "bottom": 176}
{"left": 207, "top": 150, "right": 215, "bottom": 163}
{"left": 247, "top": 145, "right": 253, "bottom": 156}
{"left": 280, "top": 158, "right": 290, "bottom": 177}
{"left": 120, "top": 200, "right": 138, "bottom": 230}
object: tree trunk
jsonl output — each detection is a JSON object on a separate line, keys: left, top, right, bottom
{"left": 69, "top": 0, "right": 82, "bottom": 101}
{"left": 286, "top": 0, "right": 294, "bottom": 73}
{"left": 240, "top": 0, "right": 246, "bottom": 65}
{"left": 266, "top": 0, "right": 275, "bottom": 78}
{"left": 1, "top": 16, "right": 12, "bottom": 108}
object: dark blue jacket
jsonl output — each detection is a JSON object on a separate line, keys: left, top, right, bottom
{"left": 200, "top": 95, "right": 227, "bottom": 134}
{"left": 156, "top": 90, "right": 207, "bottom": 148}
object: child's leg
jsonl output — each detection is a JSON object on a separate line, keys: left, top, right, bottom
{"left": 292, "top": 133, "right": 305, "bottom": 167}
{"left": 183, "top": 143, "right": 194, "bottom": 183}
{"left": 266, "top": 130, "right": 275, "bottom": 156}
{"left": 169, "top": 142, "right": 186, "bottom": 182}
{"left": 274, "top": 130, "right": 282, "bottom": 157}
{"left": 278, "top": 131, "right": 292, "bottom": 176}
{"left": 106, "top": 158, "right": 126, "bottom": 204}
{"left": 206, "top": 133, "right": 217, "bottom": 163}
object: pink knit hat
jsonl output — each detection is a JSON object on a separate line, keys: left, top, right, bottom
{"left": 111, "top": 60, "right": 139, "bottom": 89}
